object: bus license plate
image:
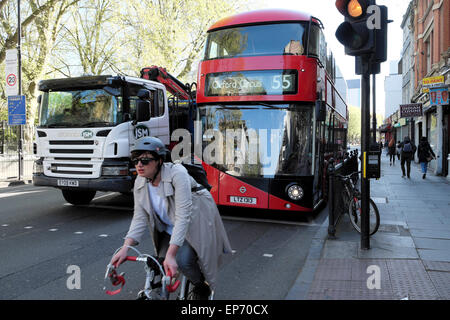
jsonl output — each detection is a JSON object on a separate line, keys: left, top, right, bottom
{"left": 57, "top": 179, "right": 79, "bottom": 187}
{"left": 230, "top": 196, "right": 257, "bottom": 205}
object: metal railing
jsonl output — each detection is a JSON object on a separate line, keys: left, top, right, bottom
{"left": 327, "top": 150, "right": 359, "bottom": 238}
{"left": 0, "top": 121, "right": 36, "bottom": 181}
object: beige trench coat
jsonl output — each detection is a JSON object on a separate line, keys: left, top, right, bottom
{"left": 125, "top": 162, "right": 232, "bottom": 290}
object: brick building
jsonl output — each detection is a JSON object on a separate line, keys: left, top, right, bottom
{"left": 411, "top": 0, "right": 450, "bottom": 177}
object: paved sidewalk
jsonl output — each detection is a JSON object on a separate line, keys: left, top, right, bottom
{"left": 287, "top": 153, "right": 450, "bottom": 300}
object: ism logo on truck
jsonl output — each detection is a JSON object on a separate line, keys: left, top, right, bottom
{"left": 135, "top": 125, "right": 150, "bottom": 139}
{"left": 81, "top": 130, "right": 94, "bottom": 139}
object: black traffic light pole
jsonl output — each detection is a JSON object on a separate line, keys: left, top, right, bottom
{"left": 335, "top": 1, "right": 389, "bottom": 250}
{"left": 360, "top": 56, "right": 371, "bottom": 250}
{"left": 372, "top": 74, "right": 377, "bottom": 144}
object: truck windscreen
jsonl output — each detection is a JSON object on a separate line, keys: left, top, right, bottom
{"left": 39, "top": 88, "right": 122, "bottom": 128}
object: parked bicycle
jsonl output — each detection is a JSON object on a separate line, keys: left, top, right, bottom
{"left": 335, "top": 171, "right": 380, "bottom": 235}
{"left": 104, "top": 246, "right": 212, "bottom": 300}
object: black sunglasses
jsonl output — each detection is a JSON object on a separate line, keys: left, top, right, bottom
{"left": 132, "top": 157, "right": 158, "bottom": 166}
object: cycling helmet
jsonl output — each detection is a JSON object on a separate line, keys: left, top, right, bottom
{"left": 131, "top": 136, "right": 168, "bottom": 157}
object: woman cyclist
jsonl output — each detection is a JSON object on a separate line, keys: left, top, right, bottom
{"left": 111, "top": 136, "right": 232, "bottom": 299}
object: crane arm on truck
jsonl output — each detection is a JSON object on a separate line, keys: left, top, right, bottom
{"left": 140, "top": 66, "right": 194, "bottom": 101}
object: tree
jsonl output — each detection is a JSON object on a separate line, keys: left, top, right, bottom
{"left": 51, "top": 0, "right": 119, "bottom": 76}
{"left": 0, "top": 0, "right": 81, "bottom": 124}
{"left": 348, "top": 105, "right": 361, "bottom": 144}
{"left": 114, "top": 0, "right": 252, "bottom": 82}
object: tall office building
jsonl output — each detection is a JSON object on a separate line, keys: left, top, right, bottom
{"left": 346, "top": 79, "right": 361, "bottom": 107}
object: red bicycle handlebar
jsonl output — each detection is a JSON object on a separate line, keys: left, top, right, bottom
{"left": 105, "top": 256, "right": 181, "bottom": 296}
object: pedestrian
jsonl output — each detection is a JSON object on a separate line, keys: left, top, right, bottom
{"left": 417, "top": 136, "right": 436, "bottom": 179}
{"left": 399, "top": 136, "right": 416, "bottom": 179}
{"left": 388, "top": 137, "right": 396, "bottom": 166}
{"left": 111, "top": 136, "right": 232, "bottom": 300}
{"left": 396, "top": 141, "right": 401, "bottom": 161}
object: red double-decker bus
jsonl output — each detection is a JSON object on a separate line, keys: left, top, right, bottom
{"left": 195, "top": 9, "right": 348, "bottom": 213}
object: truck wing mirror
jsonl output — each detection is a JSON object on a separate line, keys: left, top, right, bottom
{"left": 135, "top": 100, "right": 150, "bottom": 122}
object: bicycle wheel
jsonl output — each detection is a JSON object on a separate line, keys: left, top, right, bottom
{"left": 348, "top": 197, "right": 380, "bottom": 235}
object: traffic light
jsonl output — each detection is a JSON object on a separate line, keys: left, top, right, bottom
{"left": 335, "top": 0, "right": 376, "bottom": 56}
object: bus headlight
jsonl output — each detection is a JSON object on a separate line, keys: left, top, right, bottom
{"left": 286, "top": 184, "right": 304, "bottom": 201}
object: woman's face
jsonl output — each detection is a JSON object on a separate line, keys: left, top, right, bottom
{"left": 133, "top": 152, "right": 161, "bottom": 178}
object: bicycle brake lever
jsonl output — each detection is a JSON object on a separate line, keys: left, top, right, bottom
{"left": 164, "top": 270, "right": 181, "bottom": 293}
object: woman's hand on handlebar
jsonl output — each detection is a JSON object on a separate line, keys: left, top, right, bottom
{"left": 164, "top": 244, "right": 179, "bottom": 278}
{"left": 111, "top": 247, "right": 128, "bottom": 267}
{"left": 110, "top": 238, "right": 136, "bottom": 267}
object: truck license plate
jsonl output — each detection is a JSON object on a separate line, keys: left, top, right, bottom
{"left": 57, "top": 179, "right": 79, "bottom": 187}
{"left": 229, "top": 196, "right": 257, "bottom": 205}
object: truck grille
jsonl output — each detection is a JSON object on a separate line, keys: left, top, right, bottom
{"left": 48, "top": 140, "right": 95, "bottom": 154}
{"left": 44, "top": 140, "right": 99, "bottom": 178}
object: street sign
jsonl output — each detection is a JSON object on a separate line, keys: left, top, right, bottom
{"left": 400, "top": 103, "right": 423, "bottom": 118}
{"left": 5, "top": 49, "right": 19, "bottom": 97}
{"left": 8, "top": 95, "right": 26, "bottom": 125}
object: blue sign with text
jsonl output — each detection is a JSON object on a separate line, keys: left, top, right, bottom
{"left": 8, "top": 95, "right": 26, "bottom": 125}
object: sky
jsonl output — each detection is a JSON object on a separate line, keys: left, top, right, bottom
{"left": 259, "top": 0, "right": 412, "bottom": 117}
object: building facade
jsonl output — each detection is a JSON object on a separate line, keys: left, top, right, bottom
{"left": 411, "top": 0, "right": 450, "bottom": 177}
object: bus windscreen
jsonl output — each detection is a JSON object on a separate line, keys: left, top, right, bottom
{"left": 205, "top": 23, "right": 307, "bottom": 59}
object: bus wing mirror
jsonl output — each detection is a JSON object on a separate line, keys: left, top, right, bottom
{"left": 136, "top": 100, "right": 150, "bottom": 122}
{"left": 315, "top": 100, "right": 326, "bottom": 122}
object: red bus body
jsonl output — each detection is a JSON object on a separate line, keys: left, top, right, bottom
{"left": 196, "top": 9, "right": 348, "bottom": 213}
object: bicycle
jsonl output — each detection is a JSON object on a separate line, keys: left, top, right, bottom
{"left": 335, "top": 171, "right": 380, "bottom": 236}
{"left": 104, "top": 246, "right": 213, "bottom": 300}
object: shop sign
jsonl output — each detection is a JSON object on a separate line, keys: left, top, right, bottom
{"left": 422, "top": 76, "right": 444, "bottom": 93}
{"left": 429, "top": 87, "right": 449, "bottom": 106}
{"left": 400, "top": 103, "right": 423, "bottom": 118}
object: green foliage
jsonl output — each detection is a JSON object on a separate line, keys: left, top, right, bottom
{"left": 1, "top": 0, "right": 263, "bottom": 126}
{"left": 348, "top": 105, "right": 361, "bottom": 144}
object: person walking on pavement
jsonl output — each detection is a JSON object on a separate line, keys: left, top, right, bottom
{"left": 399, "top": 136, "right": 416, "bottom": 179}
{"left": 417, "top": 136, "right": 436, "bottom": 179}
{"left": 388, "top": 137, "right": 396, "bottom": 166}
{"left": 396, "top": 140, "right": 401, "bottom": 160}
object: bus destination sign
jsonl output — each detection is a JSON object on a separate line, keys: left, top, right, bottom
{"left": 205, "top": 70, "right": 297, "bottom": 96}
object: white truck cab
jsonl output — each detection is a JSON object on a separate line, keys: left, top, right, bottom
{"left": 33, "top": 75, "right": 173, "bottom": 205}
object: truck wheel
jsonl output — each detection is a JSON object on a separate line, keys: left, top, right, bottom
{"left": 62, "top": 190, "right": 96, "bottom": 205}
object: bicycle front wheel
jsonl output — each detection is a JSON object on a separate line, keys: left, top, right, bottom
{"left": 348, "top": 197, "right": 380, "bottom": 235}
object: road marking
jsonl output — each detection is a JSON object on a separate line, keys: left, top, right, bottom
{"left": 0, "top": 189, "right": 48, "bottom": 199}
{"left": 263, "top": 254, "right": 273, "bottom": 258}
{"left": 74, "top": 231, "right": 83, "bottom": 235}
{"left": 2, "top": 224, "right": 9, "bottom": 227}
{"left": 92, "top": 192, "right": 119, "bottom": 201}
{"left": 49, "top": 228, "right": 58, "bottom": 232}
{"left": 232, "top": 250, "right": 237, "bottom": 254}
{"left": 24, "top": 226, "right": 33, "bottom": 229}
{"left": 98, "top": 234, "right": 108, "bottom": 237}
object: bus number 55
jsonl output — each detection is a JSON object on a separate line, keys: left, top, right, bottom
{"left": 272, "top": 75, "right": 292, "bottom": 90}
